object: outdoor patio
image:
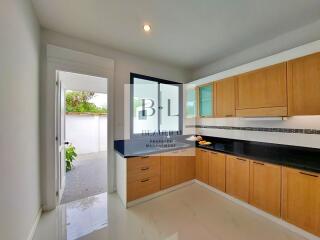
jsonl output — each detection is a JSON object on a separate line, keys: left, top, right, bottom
{"left": 61, "top": 152, "right": 108, "bottom": 204}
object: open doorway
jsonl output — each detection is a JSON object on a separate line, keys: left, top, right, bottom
{"left": 56, "top": 71, "right": 108, "bottom": 204}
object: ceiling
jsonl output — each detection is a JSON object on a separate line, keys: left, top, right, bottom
{"left": 32, "top": 0, "right": 320, "bottom": 69}
{"left": 59, "top": 71, "right": 107, "bottom": 93}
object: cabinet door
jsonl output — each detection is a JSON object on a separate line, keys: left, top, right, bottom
{"left": 160, "top": 155, "right": 176, "bottom": 189}
{"left": 198, "top": 84, "right": 214, "bottom": 117}
{"left": 226, "top": 155, "right": 250, "bottom": 202}
{"left": 287, "top": 52, "right": 320, "bottom": 116}
{"left": 214, "top": 77, "right": 235, "bottom": 117}
{"left": 208, "top": 151, "right": 226, "bottom": 192}
{"left": 196, "top": 148, "right": 209, "bottom": 184}
{"left": 249, "top": 160, "right": 281, "bottom": 217}
{"left": 282, "top": 167, "right": 320, "bottom": 236}
{"left": 176, "top": 149, "right": 195, "bottom": 184}
{"left": 235, "top": 63, "right": 287, "bottom": 117}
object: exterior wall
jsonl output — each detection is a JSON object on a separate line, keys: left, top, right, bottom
{"left": 66, "top": 114, "right": 108, "bottom": 155}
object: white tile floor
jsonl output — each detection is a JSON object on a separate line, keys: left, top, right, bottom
{"left": 33, "top": 183, "right": 307, "bottom": 240}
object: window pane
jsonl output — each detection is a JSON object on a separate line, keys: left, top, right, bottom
{"left": 199, "top": 85, "right": 212, "bottom": 117}
{"left": 159, "top": 83, "right": 180, "bottom": 132}
{"left": 133, "top": 78, "right": 158, "bottom": 134}
{"left": 186, "top": 88, "right": 196, "bottom": 118}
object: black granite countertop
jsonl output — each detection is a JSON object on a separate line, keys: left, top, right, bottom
{"left": 114, "top": 136, "right": 320, "bottom": 173}
{"left": 197, "top": 136, "right": 320, "bottom": 173}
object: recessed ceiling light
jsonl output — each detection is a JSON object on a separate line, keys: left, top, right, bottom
{"left": 143, "top": 24, "right": 151, "bottom": 32}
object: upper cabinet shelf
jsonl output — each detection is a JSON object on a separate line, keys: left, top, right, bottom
{"left": 191, "top": 52, "right": 320, "bottom": 118}
{"left": 287, "top": 52, "right": 320, "bottom": 116}
{"left": 214, "top": 77, "right": 236, "bottom": 117}
{"left": 235, "top": 63, "right": 287, "bottom": 117}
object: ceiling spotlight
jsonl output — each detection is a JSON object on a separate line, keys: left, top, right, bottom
{"left": 143, "top": 24, "right": 151, "bottom": 32}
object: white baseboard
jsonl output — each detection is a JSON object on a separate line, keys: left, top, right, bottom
{"left": 27, "top": 208, "right": 42, "bottom": 240}
{"left": 127, "top": 180, "right": 194, "bottom": 208}
{"left": 194, "top": 180, "right": 320, "bottom": 240}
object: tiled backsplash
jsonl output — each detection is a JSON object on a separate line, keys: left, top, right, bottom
{"left": 186, "top": 125, "right": 320, "bottom": 135}
{"left": 183, "top": 116, "right": 320, "bottom": 149}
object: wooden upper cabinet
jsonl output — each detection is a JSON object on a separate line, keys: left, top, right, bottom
{"left": 235, "top": 63, "right": 287, "bottom": 117}
{"left": 196, "top": 148, "right": 209, "bottom": 184}
{"left": 208, "top": 151, "right": 226, "bottom": 192}
{"left": 226, "top": 155, "right": 250, "bottom": 202}
{"left": 249, "top": 160, "right": 281, "bottom": 217}
{"left": 282, "top": 167, "right": 320, "bottom": 236}
{"left": 287, "top": 52, "right": 320, "bottom": 116}
{"left": 214, "top": 77, "right": 236, "bottom": 117}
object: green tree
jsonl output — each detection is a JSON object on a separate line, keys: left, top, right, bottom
{"left": 66, "top": 91, "right": 107, "bottom": 114}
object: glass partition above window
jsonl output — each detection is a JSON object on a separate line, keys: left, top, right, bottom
{"left": 186, "top": 88, "right": 196, "bottom": 118}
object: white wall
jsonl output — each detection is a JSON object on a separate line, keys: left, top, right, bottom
{"left": 66, "top": 115, "right": 107, "bottom": 154}
{"left": 41, "top": 29, "right": 190, "bottom": 140}
{"left": 0, "top": 0, "right": 41, "bottom": 240}
{"left": 192, "top": 19, "right": 320, "bottom": 80}
{"left": 187, "top": 41, "right": 320, "bottom": 149}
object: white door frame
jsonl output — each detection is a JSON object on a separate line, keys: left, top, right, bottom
{"left": 43, "top": 45, "right": 115, "bottom": 210}
{"left": 56, "top": 75, "right": 66, "bottom": 203}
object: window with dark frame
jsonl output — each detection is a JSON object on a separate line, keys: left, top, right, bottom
{"left": 130, "top": 73, "right": 182, "bottom": 137}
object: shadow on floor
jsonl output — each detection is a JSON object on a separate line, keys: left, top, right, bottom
{"left": 61, "top": 152, "right": 108, "bottom": 204}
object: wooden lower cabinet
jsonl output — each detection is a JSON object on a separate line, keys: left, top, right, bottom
{"left": 208, "top": 151, "right": 226, "bottom": 192}
{"left": 196, "top": 148, "right": 209, "bottom": 184}
{"left": 226, "top": 155, "right": 250, "bottom": 202}
{"left": 161, "top": 149, "right": 195, "bottom": 189}
{"left": 282, "top": 167, "right": 320, "bottom": 236}
{"left": 160, "top": 154, "right": 176, "bottom": 189}
{"left": 127, "top": 155, "right": 161, "bottom": 201}
{"left": 249, "top": 160, "right": 281, "bottom": 217}
{"left": 127, "top": 176, "right": 160, "bottom": 202}
{"left": 175, "top": 153, "right": 195, "bottom": 185}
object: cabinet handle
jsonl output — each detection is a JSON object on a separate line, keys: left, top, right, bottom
{"left": 200, "top": 150, "right": 207, "bottom": 152}
{"left": 140, "top": 167, "right": 150, "bottom": 171}
{"left": 141, "top": 156, "right": 149, "bottom": 159}
{"left": 236, "top": 157, "right": 247, "bottom": 162}
{"left": 253, "top": 161, "right": 264, "bottom": 166}
{"left": 299, "top": 172, "right": 318, "bottom": 178}
{"left": 225, "top": 115, "right": 233, "bottom": 117}
{"left": 211, "top": 152, "right": 218, "bottom": 155}
{"left": 140, "top": 178, "right": 150, "bottom": 183}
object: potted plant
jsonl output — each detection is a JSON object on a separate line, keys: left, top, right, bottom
{"left": 65, "top": 144, "right": 77, "bottom": 171}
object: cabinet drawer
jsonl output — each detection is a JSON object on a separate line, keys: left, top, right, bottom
{"left": 127, "top": 175, "right": 160, "bottom": 201}
{"left": 127, "top": 156, "right": 160, "bottom": 182}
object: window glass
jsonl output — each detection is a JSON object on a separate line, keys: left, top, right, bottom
{"left": 186, "top": 88, "right": 196, "bottom": 118}
{"left": 199, "top": 85, "right": 213, "bottom": 117}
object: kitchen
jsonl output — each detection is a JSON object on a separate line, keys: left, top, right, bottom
{"left": 115, "top": 49, "right": 320, "bottom": 239}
